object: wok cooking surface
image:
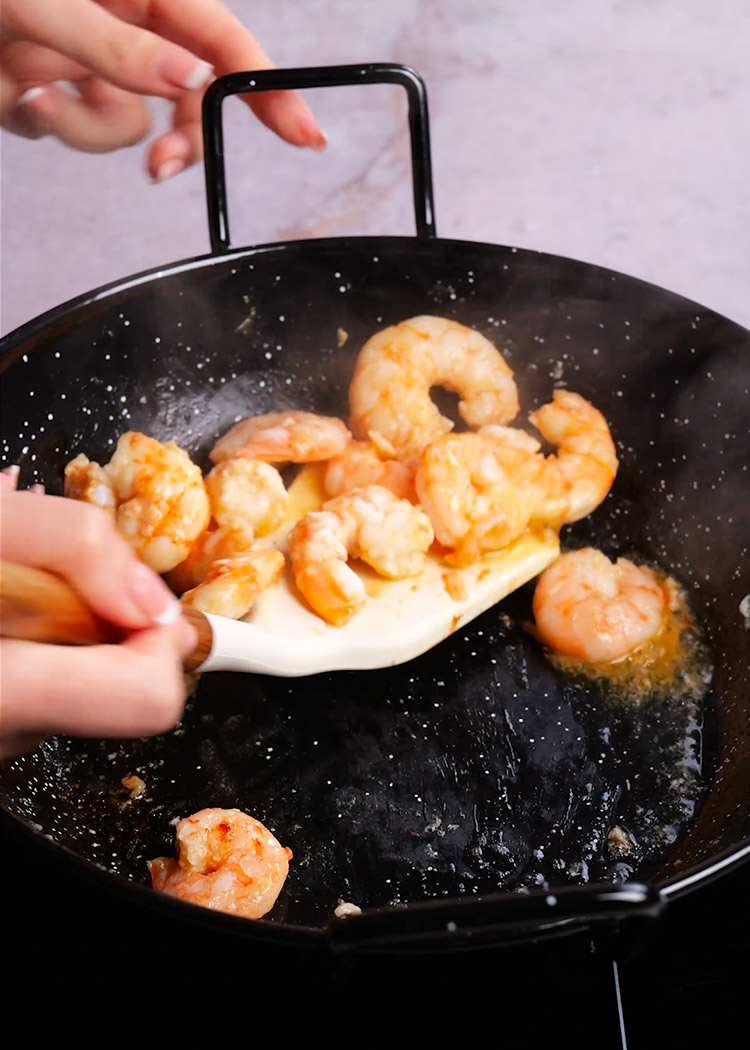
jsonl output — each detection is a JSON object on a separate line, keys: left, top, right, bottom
{"left": 1, "top": 236, "right": 748, "bottom": 938}
{"left": 1, "top": 583, "right": 710, "bottom": 927}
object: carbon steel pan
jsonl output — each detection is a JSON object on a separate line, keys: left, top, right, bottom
{"left": 1, "top": 235, "right": 748, "bottom": 941}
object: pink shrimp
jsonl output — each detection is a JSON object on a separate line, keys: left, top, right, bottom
{"left": 348, "top": 315, "right": 519, "bottom": 459}
{"left": 288, "top": 485, "right": 434, "bottom": 626}
{"left": 532, "top": 548, "right": 668, "bottom": 662}
{"left": 148, "top": 808, "right": 292, "bottom": 920}
{"left": 210, "top": 410, "right": 351, "bottom": 465}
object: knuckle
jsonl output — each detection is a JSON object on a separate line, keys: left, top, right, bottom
{"left": 100, "top": 31, "right": 134, "bottom": 77}
{"left": 98, "top": 24, "right": 156, "bottom": 86}
{"left": 73, "top": 503, "right": 120, "bottom": 560}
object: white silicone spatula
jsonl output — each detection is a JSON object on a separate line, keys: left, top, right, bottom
{"left": 0, "top": 529, "right": 559, "bottom": 677}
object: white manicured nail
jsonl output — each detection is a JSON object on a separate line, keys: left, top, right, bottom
{"left": 155, "top": 159, "right": 184, "bottom": 183}
{"left": 17, "top": 86, "right": 47, "bottom": 106}
{"left": 153, "top": 600, "right": 181, "bottom": 626}
{"left": 181, "top": 60, "right": 213, "bottom": 91}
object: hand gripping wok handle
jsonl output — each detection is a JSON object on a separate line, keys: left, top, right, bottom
{"left": 202, "top": 63, "right": 436, "bottom": 253}
{"left": 326, "top": 882, "right": 666, "bottom": 954}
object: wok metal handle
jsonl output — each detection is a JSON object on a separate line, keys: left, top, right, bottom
{"left": 202, "top": 63, "right": 436, "bottom": 253}
{"left": 325, "top": 882, "right": 666, "bottom": 954}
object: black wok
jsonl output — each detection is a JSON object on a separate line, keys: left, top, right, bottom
{"left": 1, "top": 65, "right": 748, "bottom": 957}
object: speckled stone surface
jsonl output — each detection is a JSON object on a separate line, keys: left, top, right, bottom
{"left": 1, "top": 0, "right": 749, "bottom": 336}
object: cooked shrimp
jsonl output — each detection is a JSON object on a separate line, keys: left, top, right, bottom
{"left": 349, "top": 315, "right": 519, "bottom": 459}
{"left": 101, "top": 432, "right": 211, "bottom": 573}
{"left": 415, "top": 431, "right": 528, "bottom": 566}
{"left": 63, "top": 453, "right": 116, "bottom": 514}
{"left": 323, "top": 439, "right": 417, "bottom": 501}
{"left": 166, "top": 523, "right": 256, "bottom": 595}
{"left": 288, "top": 485, "right": 434, "bottom": 626}
{"left": 148, "top": 808, "right": 292, "bottom": 920}
{"left": 179, "top": 549, "right": 285, "bottom": 619}
{"left": 532, "top": 548, "right": 667, "bottom": 662}
{"left": 529, "top": 390, "right": 618, "bottom": 523}
{"left": 210, "top": 410, "right": 351, "bottom": 465}
{"left": 205, "top": 458, "right": 288, "bottom": 534}
{"left": 480, "top": 425, "right": 570, "bottom": 527}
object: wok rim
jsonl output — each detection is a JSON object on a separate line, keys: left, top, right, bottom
{"left": 3, "top": 233, "right": 750, "bottom": 359}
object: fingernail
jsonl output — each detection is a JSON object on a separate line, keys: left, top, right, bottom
{"left": 16, "top": 85, "right": 55, "bottom": 123}
{"left": 158, "top": 51, "right": 213, "bottom": 91}
{"left": 17, "top": 86, "right": 47, "bottom": 107}
{"left": 131, "top": 561, "right": 182, "bottom": 624}
{"left": 29, "top": 483, "right": 45, "bottom": 494}
{"left": 154, "top": 158, "right": 185, "bottom": 183}
{"left": 297, "top": 109, "right": 327, "bottom": 151}
{"left": 1, "top": 465, "right": 20, "bottom": 490}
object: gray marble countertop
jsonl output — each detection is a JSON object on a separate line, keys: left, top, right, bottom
{"left": 2, "top": 0, "right": 749, "bottom": 335}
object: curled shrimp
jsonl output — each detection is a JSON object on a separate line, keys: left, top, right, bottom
{"left": 415, "top": 431, "right": 528, "bottom": 566}
{"left": 166, "top": 523, "right": 256, "bottom": 595}
{"left": 210, "top": 410, "right": 351, "bottom": 465}
{"left": 480, "top": 425, "right": 570, "bottom": 527}
{"left": 532, "top": 548, "right": 667, "bottom": 663}
{"left": 179, "top": 548, "right": 285, "bottom": 619}
{"left": 205, "top": 457, "right": 288, "bottom": 535}
{"left": 529, "top": 390, "right": 618, "bottom": 523}
{"left": 148, "top": 808, "right": 292, "bottom": 920}
{"left": 348, "top": 315, "right": 519, "bottom": 459}
{"left": 288, "top": 485, "right": 434, "bottom": 626}
{"left": 323, "top": 439, "right": 417, "bottom": 502}
{"left": 63, "top": 453, "right": 117, "bottom": 514}
{"left": 66, "top": 433, "right": 210, "bottom": 574}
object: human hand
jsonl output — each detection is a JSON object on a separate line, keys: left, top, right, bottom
{"left": 0, "top": 0, "right": 325, "bottom": 181}
{"left": 0, "top": 486, "right": 198, "bottom": 759}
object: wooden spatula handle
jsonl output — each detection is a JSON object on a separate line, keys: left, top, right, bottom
{"left": 0, "top": 561, "right": 212, "bottom": 671}
{"left": 181, "top": 606, "right": 214, "bottom": 672}
{"left": 0, "top": 560, "right": 119, "bottom": 645}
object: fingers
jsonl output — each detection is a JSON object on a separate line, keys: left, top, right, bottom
{"left": 0, "top": 620, "right": 195, "bottom": 743}
{"left": 2, "top": 0, "right": 325, "bottom": 175}
{"left": 0, "top": 483, "right": 200, "bottom": 758}
{"left": 4, "top": 0, "right": 213, "bottom": 104}
{"left": 147, "top": 86, "right": 203, "bottom": 181}
{"left": 12, "top": 76, "right": 151, "bottom": 152}
{"left": 1, "top": 42, "right": 86, "bottom": 132}
{"left": 1, "top": 39, "right": 90, "bottom": 86}
{"left": 1, "top": 466, "right": 20, "bottom": 491}
{"left": 0, "top": 490, "right": 181, "bottom": 630}
{"left": 121, "top": 0, "right": 326, "bottom": 150}
{"left": 2, "top": 43, "right": 150, "bottom": 150}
